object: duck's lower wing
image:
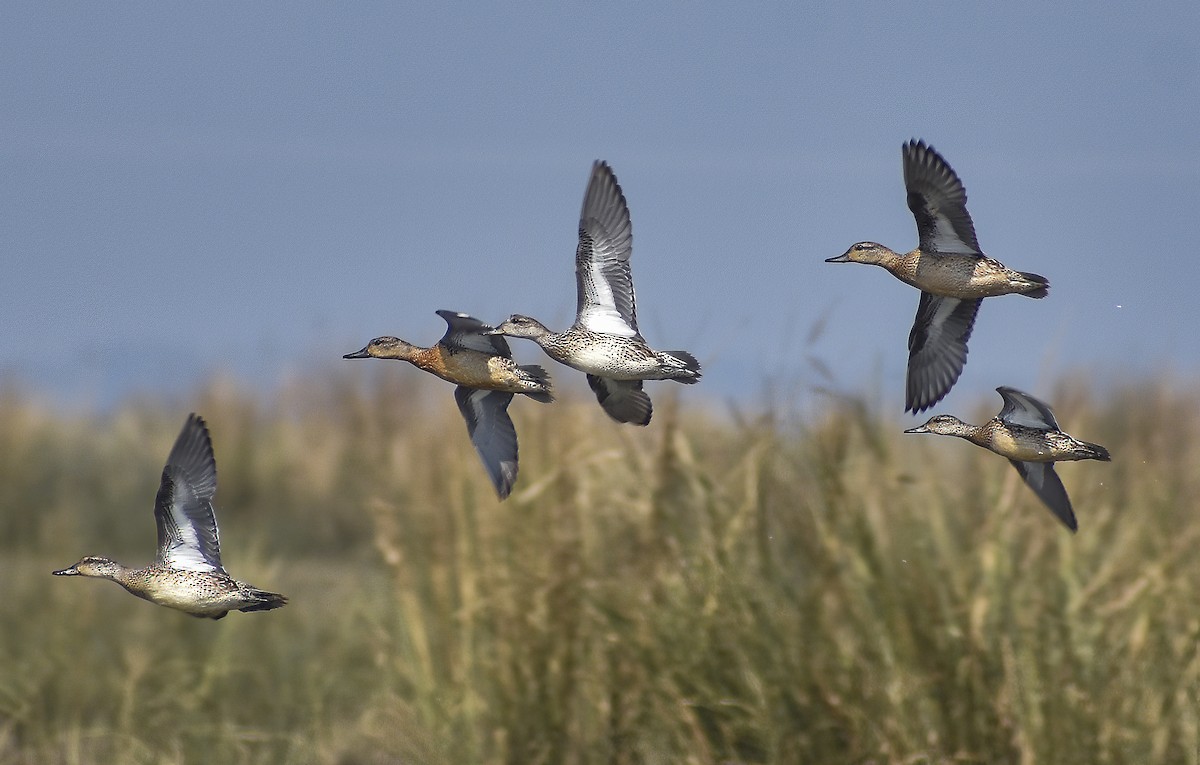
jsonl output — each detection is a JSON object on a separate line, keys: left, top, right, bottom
{"left": 1009, "top": 459, "right": 1078, "bottom": 532}
{"left": 906, "top": 293, "right": 982, "bottom": 413}
{"left": 454, "top": 387, "right": 519, "bottom": 499}
{"left": 587, "top": 376, "right": 652, "bottom": 426}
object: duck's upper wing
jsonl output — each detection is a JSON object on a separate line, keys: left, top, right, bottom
{"left": 1008, "top": 459, "right": 1078, "bottom": 532}
{"left": 996, "top": 386, "right": 1061, "bottom": 430}
{"left": 906, "top": 293, "right": 981, "bottom": 413}
{"left": 153, "top": 414, "right": 225, "bottom": 573}
{"left": 436, "top": 310, "right": 511, "bottom": 357}
{"left": 454, "top": 387, "right": 519, "bottom": 500}
{"left": 575, "top": 161, "right": 639, "bottom": 338}
{"left": 903, "top": 139, "right": 982, "bottom": 257}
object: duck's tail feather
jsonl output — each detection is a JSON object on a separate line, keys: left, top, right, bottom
{"left": 238, "top": 588, "right": 289, "bottom": 613}
{"left": 519, "top": 365, "right": 554, "bottom": 402}
{"left": 659, "top": 350, "right": 702, "bottom": 384}
{"left": 1019, "top": 271, "right": 1050, "bottom": 299}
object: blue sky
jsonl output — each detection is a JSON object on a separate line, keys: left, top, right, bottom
{"left": 4, "top": 3, "right": 1198, "bottom": 415}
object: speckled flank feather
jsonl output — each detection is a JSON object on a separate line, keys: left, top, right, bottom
{"left": 488, "top": 160, "right": 700, "bottom": 426}
{"left": 52, "top": 414, "right": 287, "bottom": 619}
{"left": 904, "top": 387, "right": 1111, "bottom": 532}
{"left": 827, "top": 139, "right": 1049, "bottom": 413}
{"left": 343, "top": 310, "right": 552, "bottom": 499}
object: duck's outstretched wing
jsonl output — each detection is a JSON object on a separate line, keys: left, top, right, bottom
{"left": 996, "top": 386, "right": 1061, "bottom": 430}
{"left": 436, "top": 309, "right": 512, "bottom": 357}
{"left": 903, "top": 139, "right": 981, "bottom": 256}
{"left": 906, "top": 293, "right": 981, "bottom": 413}
{"left": 576, "top": 161, "right": 639, "bottom": 338}
{"left": 1009, "top": 459, "right": 1077, "bottom": 532}
{"left": 154, "top": 414, "right": 225, "bottom": 573}
{"left": 454, "top": 387, "right": 519, "bottom": 500}
{"left": 587, "top": 375, "right": 652, "bottom": 426}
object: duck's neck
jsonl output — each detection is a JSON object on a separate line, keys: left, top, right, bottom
{"left": 888, "top": 249, "right": 923, "bottom": 282}
{"left": 957, "top": 422, "right": 992, "bottom": 449}
{"left": 100, "top": 563, "right": 140, "bottom": 588}
{"left": 405, "top": 345, "right": 445, "bottom": 371}
{"left": 372, "top": 344, "right": 437, "bottom": 370}
{"left": 533, "top": 328, "right": 570, "bottom": 352}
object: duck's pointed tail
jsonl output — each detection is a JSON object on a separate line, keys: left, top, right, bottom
{"left": 1079, "top": 440, "right": 1111, "bottom": 462}
{"left": 238, "top": 588, "right": 289, "bottom": 613}
{"left": 1019, "top": 271, "right": 1050, "bottom": 299}
{"left": 658, "top": 350, "right": 702, "bottom": 384}
{"left": 519, "top": 364, "right": 554, "bottom": 403}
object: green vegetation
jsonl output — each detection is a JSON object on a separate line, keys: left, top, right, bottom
{"left": 0, "top": 371, "right": 1196, "bottom": 764}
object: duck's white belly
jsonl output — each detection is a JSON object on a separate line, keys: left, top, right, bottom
{"left": 544, "top": 335, "right": 660, "bottom": 379}
{"left": 565, "top": 344, "right": 632, "bottom": 374}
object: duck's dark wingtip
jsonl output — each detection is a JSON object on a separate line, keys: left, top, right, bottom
{"left": 905, "top": 397, "right": 938, "bottom": 415}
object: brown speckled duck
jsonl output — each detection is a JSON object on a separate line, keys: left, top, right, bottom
{"left": 905, "top": 387, "right": 1110, "bottom": 531}
{"left": 344, "top": 310, "right": 552, "bottom": 499}
{"left": 827, "top": 140, "right": 1049, "bottom": 413}
{"left": 53, "top": 414, "right": 287, "bottom": 619}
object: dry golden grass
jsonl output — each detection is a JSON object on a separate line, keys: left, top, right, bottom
{"left": 0, "top": 370, "right": 1197, "bottom": 764}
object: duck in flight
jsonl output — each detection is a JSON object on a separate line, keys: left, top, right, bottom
{"left": 904, "top": 387, "right": 1110, "bottom": 531}
{"left": 344, "top": 310, "right": 553, "bottom": 499}
{"left": 52, "top": 414, "right": 287, "bottom": 619}
{"left": 827, "top": 140, "right": 1049, "bottom": 413}
{"left": 488, "top": 160, "right": 700, "bottom": 426}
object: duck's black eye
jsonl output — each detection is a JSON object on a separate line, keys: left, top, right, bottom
{"left": 854, "top": 243, "right": 872, "bottom": 251}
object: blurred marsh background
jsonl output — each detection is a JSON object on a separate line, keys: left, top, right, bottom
{"left": 1, "top": 371, "right": 1198, "bottom": 763}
